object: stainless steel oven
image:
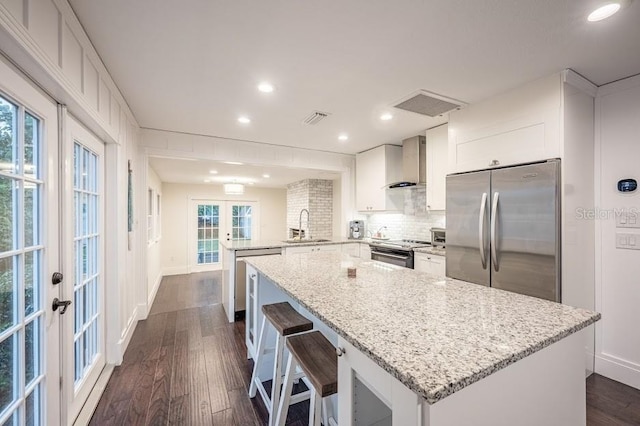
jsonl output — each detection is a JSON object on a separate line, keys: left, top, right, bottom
{"left": 368, "top": 239, "right": 431, "bottom": 269}
{"left": 370, "top": 245, "right": 414, "bottom": 268}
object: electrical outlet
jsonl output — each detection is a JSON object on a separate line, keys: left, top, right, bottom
{"left": 616, "top": 232, "right": 640, "bottom": 250}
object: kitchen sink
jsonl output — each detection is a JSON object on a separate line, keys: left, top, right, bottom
{"left": 283, "top": 239, "right": 331, "bottom": 243}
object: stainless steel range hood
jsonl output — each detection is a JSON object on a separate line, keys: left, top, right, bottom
{"left": 387, "top": 135, "right": 426, "bottom": 189}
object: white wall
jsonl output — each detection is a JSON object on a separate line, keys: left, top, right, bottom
{"left": 161, "top": 183, "right": 286, "bottom": 274}
{"left": 0, "top": 0, "right": 143, "bottom": 364}
{"left": 594, "top": 74, "right": 640, "bottom": 390}
{"left": 146, "top": 166, "right": 162, "bottom": 307}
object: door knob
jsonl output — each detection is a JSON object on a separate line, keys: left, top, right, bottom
{"left": 52, "top": 272, "right": 63, "bottom": 285}
{"left": 52, "top": 298, "right": 72, "bottom": 315}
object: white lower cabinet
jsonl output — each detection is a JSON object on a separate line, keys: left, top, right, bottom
{"left": 414, "top": 253, "right": 446, "bottom": 276}
{"left": 360, "top": 243, "right": 371, "bottom": 260}
{"left": 337, "top": 337, "right": 422, "bottom": 426}
{"left": 245, "top": 264, "right": 259, "bottom": 358}
{"left": 342, "top": 243, "right": 361, "bottom": 257}
{"left": 284, "top": 244, "right": 341, "bottom": 255}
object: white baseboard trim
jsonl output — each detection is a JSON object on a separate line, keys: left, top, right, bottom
{"left": 116, "top": 307, "right": 139, "bottom": 363}
{"left": 136, "top": 303, "right": 148, "bottom": 321}
{"left": 584, "top": 350, "right": 595, "bottom": 378}
{"left": 147, "top": 272, "right": 163, "bottom": 309}
{"left": 595, "top": 352, "right": 640, "bottom": 390}
{"left": 73, "top": 364, "right": 114, "bottom": 426}
{"left": 163, "top": 266, "right": 189, "bottom": 276}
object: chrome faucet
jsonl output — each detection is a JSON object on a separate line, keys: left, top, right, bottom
{"left": 299, "top": 209, "right": 311, "bottom": 240}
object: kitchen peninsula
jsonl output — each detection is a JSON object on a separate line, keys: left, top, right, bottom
{"left": 220, "top": 238, "right": 365, "bottom": 322}
{"left": 244, "top": 252, "right": 600, "bottom": 426}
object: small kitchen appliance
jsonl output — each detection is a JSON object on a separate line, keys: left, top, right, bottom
{"left": 349, "top": 220, "right": 365, "bottom": 239}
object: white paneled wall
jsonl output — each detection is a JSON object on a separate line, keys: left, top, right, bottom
{"left": 0, "top": 0, "right": 136, "bottom": 143}
{"left": 595, "top": 74, "right": 640, "bottom": 390}
{"left": 0, "top": 0, "right": 143, "bottom": 364}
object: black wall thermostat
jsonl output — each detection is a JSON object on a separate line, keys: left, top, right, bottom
{"left": 618, "top": 179, "right": 637, "bottom": 193}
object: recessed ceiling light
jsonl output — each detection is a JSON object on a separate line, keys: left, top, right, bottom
{"left": 223, "top": 161, "right": 244, "bottom": 165}
{"left": 380, "top": 113, "right": 393, "bottom": 121}
{"left": 588, "top": 2, "right": 621, "bottom": 21}
{"left": 209, "top": 170, "right": 218, "bottom": 174}
{"left": 204, "top": 179, "right": 210, "bottom": 183}
{"left": 262, "top": 174, "right": 270, "bottom": 178}
{"left": 238, "top": 116, "right": 251, "bottom": 124}
{"left": 258, "top": 82, "right": 275, "bottom": 93}
{"left": 338, "top": 133, "right": 349, "bottom": 141}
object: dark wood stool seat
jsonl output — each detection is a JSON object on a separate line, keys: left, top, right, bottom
{"left": 275, "top": 331, "right": 338, "bottom": 425}
{"left": 250, "top": 302, "right": 315, "bottom": 424}
{"left": 262, "top": 302, "right": 313, "bottom": 336}
{"left": 286, "top": 331, "right": 338, "bottom": 397}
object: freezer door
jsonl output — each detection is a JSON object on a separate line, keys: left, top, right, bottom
{"left": 490, "top": 161, "right": 560, "bottom": 302}
{"left": 446, "top": 170, "right": 491, "bottom": 286}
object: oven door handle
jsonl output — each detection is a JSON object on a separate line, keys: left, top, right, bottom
{"left": 371, "top": 251, "right": 411, "bottom": 260}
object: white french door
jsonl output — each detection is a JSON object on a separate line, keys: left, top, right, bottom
{"left": 61, "top": 116, "right": 105, "bottom": 424}
{"left": 0, "top": 59, "right": 60, "bottom": 425}
{"left": 189, "top": 200, "right": 259, "bottom": 272}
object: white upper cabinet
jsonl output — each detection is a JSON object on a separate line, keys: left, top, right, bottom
{"left": 356, "top": 145, "right": 403, "bottom": 212}
{"left": 426, "top": 124, "right": 448, "bottom": 210}
{"left": 448, "top": 74, "right": 563, "bottom": 174}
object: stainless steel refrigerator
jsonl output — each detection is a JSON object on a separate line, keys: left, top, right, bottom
{"left": 446, "top": 160, "right": 561, "bottom": 302}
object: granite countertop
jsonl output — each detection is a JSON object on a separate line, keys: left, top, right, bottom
{"left": 220, "top": 236, "right": 363, "bottom": 251}
{"left": 244, "top": 252, "right": 600, "bottom": 405}
{"left": 414, "top": 246, "right": 446, "bottom": 256}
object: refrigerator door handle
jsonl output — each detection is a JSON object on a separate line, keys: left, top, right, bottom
{"left": 491, "top": 192, "right": 499, "bottom": 271}
{"left": 479, "top": 192, "right": 488, "bottom": 269}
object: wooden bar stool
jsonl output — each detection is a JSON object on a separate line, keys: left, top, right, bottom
{"left": 275, "top": 330, "right": 338, "bottom": 426}
{"left": 249, "top": 302, "right": 314, "bottom": 426}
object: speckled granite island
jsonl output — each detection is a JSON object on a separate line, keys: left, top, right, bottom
{"left": 244, "top": 252, "right": 600, "bottom": 426}
{"left": 219, "top": 238, "right": 364, "bottom": 322}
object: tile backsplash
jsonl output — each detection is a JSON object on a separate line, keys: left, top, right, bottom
{"left": 365, "top": 212, "right": 445, "bottom": 241}
{"left": 364, "top": 188, "right": 445, "bottom": 241}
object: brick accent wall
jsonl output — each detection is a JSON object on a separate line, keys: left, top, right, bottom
{"left": 286, "top": 179, "right": 333, "bottom": 239}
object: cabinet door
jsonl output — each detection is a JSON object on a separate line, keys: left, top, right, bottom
{"left": 356, "top": 145, "right": 403, "bottom": 211}
{"left": 342, "top": 243, "right": 361, "bottom": 257}
{"left": 414, "top": 254, "right": 430, "bottom": 273}
{"left": 285, "top": 245, "right": 314, "bottom": 255}
{"left": 246, "top": 265, "right": 258, "bottom": 357}
{"left": 316, "top": 244, "right": 340, "bottom": 253}
{"left": 429, "top": 255, "right": 446, "bottom": 277}
{"left": 360, "top": 243, "right": 371, "bottom": 260}
{"left": 356, "top": 147, "right": 384, "bottom": 211}
{"left": 426, "top": 124, "right": 448, "bottom": 210}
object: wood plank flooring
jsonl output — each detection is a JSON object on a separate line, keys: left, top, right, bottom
{"left": 90, "top": 271, "right": 640, "bottom": 425}
{"left": 89, "top": 272, "right": 307, "bottom": 425}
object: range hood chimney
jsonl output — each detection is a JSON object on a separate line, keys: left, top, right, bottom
{"left": 387, "top": 135, "right": 426, "bottom": 189}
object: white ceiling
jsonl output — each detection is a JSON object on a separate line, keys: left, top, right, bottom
{"left": 148, "top": 156, "right": 340, "bottom": 188}
{"left": 69, "top": 0, "right": 640, "bottom": 156}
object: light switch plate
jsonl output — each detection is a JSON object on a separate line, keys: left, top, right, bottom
{"left": 616, "top": 232, "right": 640, "bottom": 250}
{"left": 616, "top": 211, "right": 640, "bottom": 228}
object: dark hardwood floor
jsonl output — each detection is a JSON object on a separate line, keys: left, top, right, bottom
{"left": 90, "top": 271, "right": 640, "bottom": 425}
{"left": 89, "top": 272, "right": 309, "bottom": 425}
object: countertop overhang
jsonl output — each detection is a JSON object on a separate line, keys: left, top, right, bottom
{"left": 244, "top": 252, "right": 600, "bottom": 404}
{"left": 220, "top": 237, "right": 363, "bottom": 251}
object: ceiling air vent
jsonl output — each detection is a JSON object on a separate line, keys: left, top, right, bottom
{"left": 393, "top": 90, "right": 466, "bottom": 117}
{"left": 302, "top": 110, "right": 330, "bottom": 125}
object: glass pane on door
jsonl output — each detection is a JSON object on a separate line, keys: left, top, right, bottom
{"left": 231, "top": 204, "right": 252, "bottom": 241}
{"left": 0, "top": 95, "right": 44, "bottom": 425}
{"left": 72, "top": 143, "right": 100, "bottom": 385}
{"left": 197, "top": 204, "right": 219, "bottom": 264}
